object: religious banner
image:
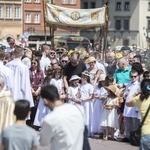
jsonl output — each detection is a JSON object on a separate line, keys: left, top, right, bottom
{"left": 44, "top": 3, "right": 106, "bottom": 29}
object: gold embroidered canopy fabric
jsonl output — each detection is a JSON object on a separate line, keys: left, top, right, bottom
{"left": 45, "top": 3, "right": 106, "bottom": 30}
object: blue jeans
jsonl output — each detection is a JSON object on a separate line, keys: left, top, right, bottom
{"left": 140, "top": 134, "right": 150, "bottom": 150}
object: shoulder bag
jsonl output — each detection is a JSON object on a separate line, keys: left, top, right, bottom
{"left": 130, "top": 104, "right": 150, "bottom": 146}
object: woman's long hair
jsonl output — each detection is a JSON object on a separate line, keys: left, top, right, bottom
{"left": 140, "top": 79, "right": 150, "bottom": 101}
{"left": 30, "top": 59, "right": 41, "bottom": 72}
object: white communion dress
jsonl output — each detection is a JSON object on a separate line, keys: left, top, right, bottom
{"left": 100, "top": 97, "right": 119, "bottom": 129}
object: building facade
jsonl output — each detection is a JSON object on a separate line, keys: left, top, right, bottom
{"left": 80, "top": 0, "right": 150, "bottom": 49}
{"left": 23, "top": 0, "right": 81, "bottom": 37}
{"left": 0, "top": 0, "right": 22, "bottom": 43}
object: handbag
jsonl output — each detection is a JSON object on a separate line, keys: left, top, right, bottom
{"left": 130, "top": 104, "right": 150, "bottom": 146}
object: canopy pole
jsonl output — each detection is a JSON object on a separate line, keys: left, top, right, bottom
{"left": 50, "top": 0, "right": 54, "bottom": 47}
{"left": 102, "top": 2, "right": 109, "bottom": 61}
{"left": 43, "top": 0, "right": 47, "bottom": 44}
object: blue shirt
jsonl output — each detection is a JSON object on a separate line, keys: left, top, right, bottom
{"left": 114, "top": 66, "right": 131, "bottom": 84}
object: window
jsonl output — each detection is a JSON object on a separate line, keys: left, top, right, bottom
{"left": 70, "top": 0, "right": 75, "bottom": 4}
{"left": 83, "top": 2, "right": 88, "bottom": 9}
{"left": 91, "top": 2, "right": 95, "bottom": 8}
{"left": 124, "top": 2, "right": 130, "bottom": 11}
{"left": 115, "top": 19, "right": 121, "bottom": 30}
{"left": 148, "top": 20, "right": 150, "bottom": 30}
{"left": 15, "top": 7, "right": 21, "bottom": 19}
{"left": 116, "top": 2, "right": 121, "bottom": 11}
{"left": 62, "top": 0, "right": 68, "bottom": 4}
{"left": 25, "top": 0, "right": 31, "bottom": 2}
{"left": 148, "top": 2, "right": 150, "bottom": 10}
{"left": 34, "top": 14, "right": 40, "bottom": 23}
{"left": 26, "top": 14, "right": 31, "bottom": 23}
{"left": 34, "top": 0, "right": 40, "bottom": 3}
{"left": 124, "top": 19, "right": 129, "bottom": 30}
{"left": 48, "top": 0, "right": 55, "bottom": 3}
{"left": 0, "top": 6, "right": 3, "bottom": 18}
{"left": 6, "top": 6, "right": 12, "bottom": 18}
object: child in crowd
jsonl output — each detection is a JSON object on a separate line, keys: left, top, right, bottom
{"left": 80, "top": 71, "right": 94, "bottom": 137}
{"left": 92, "top": 74, "right": 108, "bottom": 137}
{"left": 67, "top": 75, "right": 81, "bottom": 104}
{"left": 0, "top": 100, "right": 39, "bottom": 150}
{"left": 50, "top": 68, "right": 65, "bottom": 101}
{"left": 100, "top": 85, "right": 119, "bottom": 140}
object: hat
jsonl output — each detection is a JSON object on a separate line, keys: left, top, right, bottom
{"left": 68, "top": 50, "right": 74, "bottom": 56}
{"left": 85, "top": 56, "right": 96, "bottom": 64}
{"left": 8, "top": 38, "right": 15, "bottom": 44}
{"left": 82, "top": 71, "right": 90, "bottom": 77}
{"left": 106, "top": 85, "right": 117, "bottom": 96}
{"left": 120, "top": 46, "right": 131, "bottom": 52}
{"left": 98, "top": 74, "right": 106, "bottom": 81}
{"left": 69, "top": 75, "right": 81, "bottom": 82}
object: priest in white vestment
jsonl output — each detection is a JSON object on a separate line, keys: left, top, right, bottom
{"left": 6, "top": 46, "right": 34, "bottom": 107}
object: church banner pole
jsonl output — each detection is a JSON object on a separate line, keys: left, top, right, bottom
{"left": 43, "top": 0, "right": 47, "bottom": 44}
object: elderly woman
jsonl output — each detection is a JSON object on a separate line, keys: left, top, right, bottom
{"left": 126, "top": 79, "right": 150, "bottom": 150}
{"left": 0, "top": 76, "right": 15, "bottom": 132}
{"left": 85, "top": 56, "right": 98, "bottom": 85}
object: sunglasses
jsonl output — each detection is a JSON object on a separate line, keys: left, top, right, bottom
{"left": 50, "top": 52, "right": 56, "bottom": 55}
{"left": 131, "top": 75, "right": 137, "bottom": 78}
{"left": 62, "top": 60, "right": 68, "bottom": 63}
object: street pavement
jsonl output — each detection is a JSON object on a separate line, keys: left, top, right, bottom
{"left": 37, "top": 138, "right": 138, "bottom": 150}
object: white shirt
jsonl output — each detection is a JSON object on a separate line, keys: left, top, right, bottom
{"left": 0, "top": 61, "right": 14, "bottom": 95}
{"left": 40, "top": 104, "right": 84, "bottom": 150}
{"left": 95, "top": 61, "right": 106, "bottom": 75}
{"left": 6, "top": 59, "right": 34, "bottom": 107}
{"left": 50, "top": 78, "right": 64, "bottom": 93}
{"left": 40, "top": 55, "right": 51, "bottom": 75}
{"left": 123, "top": 81, "right": 140, "bottom": 118}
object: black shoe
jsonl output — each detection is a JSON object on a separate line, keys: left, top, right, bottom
{"left": 122, "top": 137, "right": 130, "bottom": 142}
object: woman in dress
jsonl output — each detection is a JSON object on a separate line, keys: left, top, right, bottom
{"left": 100, "top": 85, "right": 119, "bottom": 140}
{"left": 80, "top": 71, "right": 94, "bottom": 137}
{"left": 92, "top": 74, "right": 108, "bottom": 137}
{"left": 29, "top": 59, "right": 44, "bottom": 127}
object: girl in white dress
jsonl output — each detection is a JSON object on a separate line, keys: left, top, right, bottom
{"left": 67, "top": 75, "right": 81, "bottom": 104}
{"left": 100, "top": 85, "right": 119, "bottom": 140}
{"left": 50, "top": 68, "right": 65, "bottom": 101}
{"left": 80, "top": 71, "right": 94, "bottom": 137}
{"left": 92, "top": 74, "right": 108, "bottom": 136}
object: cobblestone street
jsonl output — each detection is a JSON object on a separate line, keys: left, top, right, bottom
{"left": 37, "top": 138, "right": 138, "bottom": 150}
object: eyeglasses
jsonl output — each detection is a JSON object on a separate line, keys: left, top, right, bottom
{"left": 131, "top": 76, "right": 137, "bottom": 78}
{"left": 62, "top": 60, "right": 68, "bottom": 63}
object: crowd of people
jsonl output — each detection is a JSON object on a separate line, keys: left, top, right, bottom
{"left": 0, "top": 37, "right": 150, "bottom": 150}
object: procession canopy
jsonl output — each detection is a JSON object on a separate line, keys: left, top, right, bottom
{"left": 44, "top": 3, "right": 106, "bottom": 30}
